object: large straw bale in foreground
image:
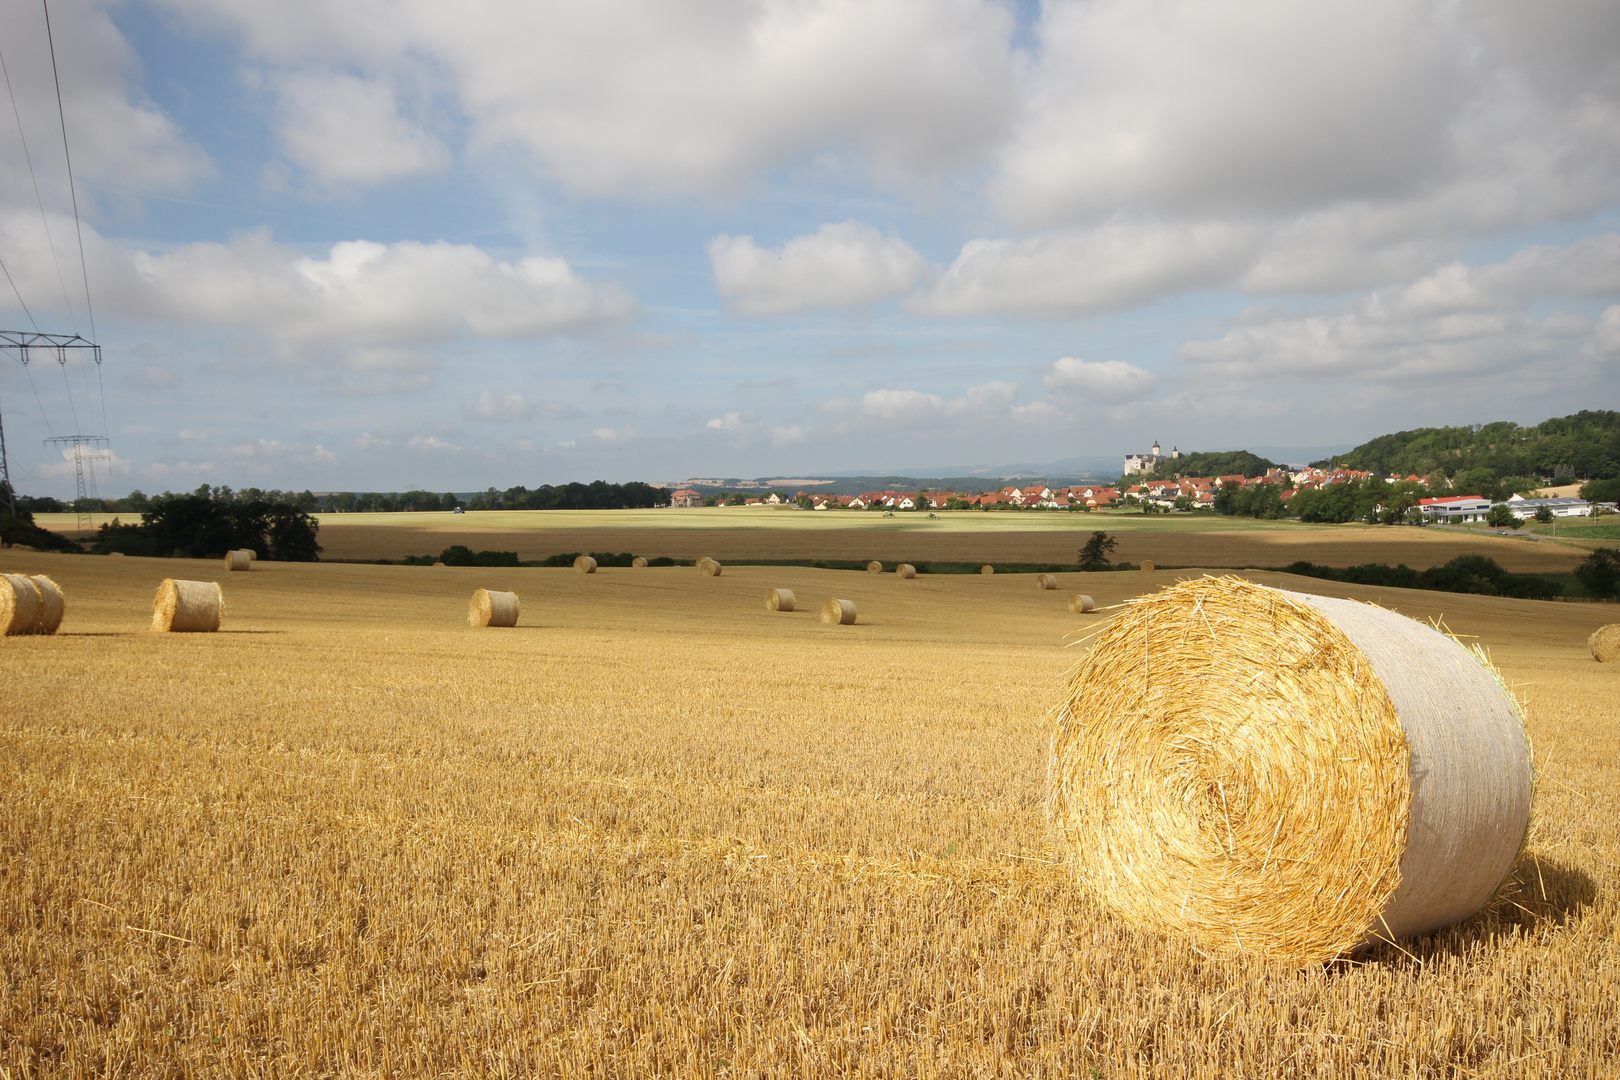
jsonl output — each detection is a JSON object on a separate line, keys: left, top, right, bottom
{"left": 867, "top": 560, "right": 883, "bottom": 574}
{"left": 225, "top": 550, "right": 251, "bottom": 571}
{"left": 766, "top": 588, "right": 795, "bottom": 612}
{"left": 896, "top": 563, "right": 916, "bottom": 579}
{"left": 1036, "top": 574, "right": 1057, "bottom": 590}
{"left": 822, "top": 598, "right": 857, "bottom": 625}
{"left": 1, "top": 573, "right": 42, "bottom": 635}
{"left": 29, "top": 575, "right": 64, "bottom": 634}
{"left": 1068, "top": 593, "right": 1095, "bottom": 613}
{"left": 468, "top": 589, "right": 520, "bottom": 627}
{"left": 697, "top": 557, "right": 722, "bottom": 577}
{"left": 1591, "top": 624, "right": 1620, "bottom": 662}
{"left": 1050, "top": 576, "right": 1531, "bottom": 965}
{"left": 152, "top": 579, "right": 222, "bottom": 633}
{"left": 574, "top": 555, "right": 597, "bottom": 574}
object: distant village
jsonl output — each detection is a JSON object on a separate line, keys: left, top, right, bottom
{"left": 665, "top": 439, "right": 1609, "bottom": 523}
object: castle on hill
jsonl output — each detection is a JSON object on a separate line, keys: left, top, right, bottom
{"left": 1123, "top": 440, "right": 1181, "bottom": 476}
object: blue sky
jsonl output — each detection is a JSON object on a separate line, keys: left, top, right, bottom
{"left": 2, "top": 0, "right": 1618, "bottom": 497}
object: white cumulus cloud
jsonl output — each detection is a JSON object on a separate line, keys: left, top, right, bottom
{"left": 270, "top": 71, "right": 449, "bottom": 190}
{"left": 1042, "top": 358, "right": 1159, "bottom": 404}
{"left": 709, "top": 222, "right": 928, "bottom": 314}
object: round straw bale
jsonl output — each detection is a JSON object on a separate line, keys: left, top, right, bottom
{"left": 981, "top": 564, "right": 994, "bottom": 575}
{"left": 152, "top": 579, "right": 222, "bottom": 632}
{"left": 1, "top": 573, "right": 42, "bottom": 636}
{"left": 632, "top": 556, "right": 648, "bottom": 568}
{"left": 1590, "top": 624, "right": 1620, "bottom": 662}
{"left": 468, "top": 588, "right": 520, "bottom": 627}
{"left": 1068, "top": 593, "right": 1095, "bottom": 613}
{"left": 698, "top": 557, "right": 722, "bottom": 577}
{"left": 108, "top": 551, "right": 125, "bottom": 557}
{"left": 574, "top": 555, "right": 598, "bottom": 574}
{"left": 1036, "top": 573, "right": 1058, "bottom": 590}
{"left": 867, "top": 560, "right": 883, "bottom": 573}
{"left": 225, "top": 549, "right": 252, "bottom": 572}
{"left": 896, "top": 563, "right": 916, "bottom": 579}
{"left": 29, "top": 575, "right": 64, "bottom": 634}
{"left": 245, "top": 549, "right": 256, "bottom": 562}
{"left": 1140, "top": 559, "right": 1156, "bottom": 572}
{"left": 432, "top": 561, "right": 445, "bottom": 567}
{"left": 1049, "top": 576, "right": 1531, "bottom": 965}
{"left": 766, "top": 588, "right": 796, "bottom": 612}
{"left": 822, "top": 597, "right": 857, "bottom": 625}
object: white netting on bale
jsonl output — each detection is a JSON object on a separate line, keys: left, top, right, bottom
{"left": 1049, "top": 576, "right": 1532, "bottom": 965}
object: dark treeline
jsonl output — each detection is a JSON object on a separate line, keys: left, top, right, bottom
{"left": 1140, "top": 450, "right": 1277, "bottom": 482}
{"left": 1322, "top": 411, "right": 1620, "bottom": 484}
{"left": 458, "top": 481, "right": 669, "bottom": 511}
{"left": 1282, "top": 555, "right": 1563, "bottom": 600}
{"left": 95, "top": 491, "right": 322, "bottom": 561}
{"left": 18, "top": 480, "right": 670, "bottom": 515}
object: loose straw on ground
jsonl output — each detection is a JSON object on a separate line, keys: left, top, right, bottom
{"left": 152, "top": 579, "right": 223, "bottom": 633}
{"left": 1, "top": 573, "right": 42, "bottom": 636}
{"left": 1036, "top": 574, "right": 1057, "bottom": 590}
{"left": 574, "top": 555, "right": 597, "bottom": 574}
{"left": 1591, "top": 624, "right": 1620, "bottom": 662}
{"left": 30, "top": 576, "right": 64, "bottom": 634}
{"left": 867, "top": 560, "right": 883, "bottom": 573}
{"left": 822, "top": 598, "right": 857, "bottom": 625}
{"left": 698, "top": 557, "right": 722, "bottom": 577}
{"left": 896, "top": 563, "right": 916, "bottom": 579}
{"left": 225, "top": 550, "right": 251, "bottom": 571}
{"left": 632, "top": 556, "right": 648, "bottom": 568}
{"left": 1068, "top": 593, "right": 1095, "bottom": 613}
{"left": 766, "top": 588, "right": 795, "bottom": 612}
{"left": 468, "top": 589, "right": 520, "bottom": 627}
{"left": 1049, "top": 576, "right": 1531, "bottom": 966}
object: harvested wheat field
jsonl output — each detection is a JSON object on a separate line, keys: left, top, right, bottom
{"left": 2, "top": 553, "right": 1619, "bottom": 1076}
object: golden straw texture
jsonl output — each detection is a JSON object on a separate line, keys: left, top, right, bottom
{"left": 29, "top": 575, "right": 64, "bottom": 634}
{"left": 574, "top": 555, "right": 598, "bottom": 574}
{"left": 632, "top": 557, "right": 648, "bottom": 568}
{"left": 225, "top": 550, "right": 251, "bottom": 572}
{"left": 1037, "top": 574, "right": 1058, "bottom": 590}
{"left": 698, "top": 558, "right": 722, "bottom": 577}
{"left": 1067, "top": 593, "right": 1095, "bottom": 614}
{"left": 896, "top": 564, "right": 916, "bottom": 579}
{"left": 980, "top": 565, "right": 994, "bottom": 575}
{"left": 867, "top": 561, "right": 883, "bottom": 574}
{"left": 821, "top": 598, "right": 857, "bottom": 625}
{"left": 1050, "top": 576, "right": 1530, "bottom": 965}
{"left": 1, "top": 573, "right": 42, "bottom": 636}
{"left": 468, "top": 589, "right": 520, "bottom": 628}
{"left": 1590, "top": 624, "right": 1620, "bottom": 662}
{"left": 151, "top": 579, "right": 222, "bottom": 633}
{"left": 1140, "top": 560, "right": 1156, "bottom": 572}
{"left": 766, "top": 588, "right": 795, "bottom": 612}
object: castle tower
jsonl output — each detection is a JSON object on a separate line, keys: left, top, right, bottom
{"left": 1152, "top": 440, "right": 1161, "bottom": 458}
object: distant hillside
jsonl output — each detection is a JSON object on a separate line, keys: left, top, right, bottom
{"left": 1319, "top": 411, "right": 1620, "bottom": 483}
{"left": 1140, "top": 450, "right": 1277, "bottom": 481}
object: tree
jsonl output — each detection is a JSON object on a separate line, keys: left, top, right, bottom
{"left": 1534, "top": 505, "right": 1555, "bottom": 523}
{"left": 1574, "top": 549, "right": 1620, "bottom": 598}
{"left": 1078, "top": 531, "right": 1117, "bottom": 571}
{"left": 1485, "top": 504, "right": 1520, "bottom": 529}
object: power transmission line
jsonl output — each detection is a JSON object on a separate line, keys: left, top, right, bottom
{"left": 0, "top": 34, "right": 78, "bottom": 333}
{"left": 0, "top": 253, "right": 39, "bottom": 331}
{"left": 41, "top": 0, "right": 96, "bottom": 347}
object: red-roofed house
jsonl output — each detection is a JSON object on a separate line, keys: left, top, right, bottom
{"left": 1418, "top": 495, "right": 1491, "bottom": 522}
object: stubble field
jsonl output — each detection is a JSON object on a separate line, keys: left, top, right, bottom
{"left": 2, "top": 549, "right": 1618, "bottom": 1077}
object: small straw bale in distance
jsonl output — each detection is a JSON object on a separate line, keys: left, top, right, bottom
{"left": 697, "top": 557, "right": 722, "bottom": 577}
{"left": 1036, "top": 573, "right": 1058, "bottom": 590}
{"left": 1590, "top": 624, "right": 1620, "bottom": 662}
{"left": 29, "top": 575, "right": 64, "bottom": 634}
{"left": 151, "top": 579, "right": 223, "bottom": 633}
{"left": 1140, "top": 559, "right": 1156, "bottom": 572}
{"left": 867, "top": 560, "right": 883, "bottom": 574}
{"left": 1049, "top": 576, "right": 1531, "bottom": 966}
{"left": 244, "top": 548, "right": 256, "bottom": 563}
{"left": 822, "top": 597, "right": 857, "bottom": 625}
{"left": 766, "top": 588, "right": 795, "bottom": 612}
{"left": 980, "top": 564, "right": 994, "bottom": 575}
{"left": 574, "top": 555, "right": 598, "bottom": 574}
{"left": 1068, "top": 593, "right": 1095, "bottom": 614}
{"left": 896, "top": 563, "right": 916, "bottom": 579}
{"left": 468, "top": 588, "right": 520, "bottom": 628}
{"left": 1, "top": 573, "right": 43, "bottom": 636}
{"left": 632, "top": 556, "right": 648, "bottom": 568}
{"left": 225, "top": 549, "right": 252, "bottom": 572}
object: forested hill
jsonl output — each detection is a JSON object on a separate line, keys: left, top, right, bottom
{"left": 1319, "top": 411, "right": 1620, "bottom": 482}
{"left": 1140, "top": 450, "right": 1277, "bottom": 481}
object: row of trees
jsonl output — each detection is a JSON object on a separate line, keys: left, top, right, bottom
{"left": 1321, "top": 411, "right": 1620, "bottom": 484}
{"left": 95, "top": 493, "right": 322, "bottom": 560}
{"left": 460, "top": 482, "right": 669, "bottom": 511}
